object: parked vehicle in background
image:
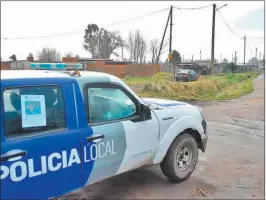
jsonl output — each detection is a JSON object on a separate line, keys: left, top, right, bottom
{"left": 175, "top": 69, "right": 199, "bottom": 82}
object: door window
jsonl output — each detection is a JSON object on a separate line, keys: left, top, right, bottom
{"left": 3, "top": 85, "right": 65, "bottom": 138}
{"left": 86, "top": 86, "right": 137, "bottom": 123}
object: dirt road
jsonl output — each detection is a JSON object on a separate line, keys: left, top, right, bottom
{"left": 61, "top": 74, "right": 264, "bottom": 199}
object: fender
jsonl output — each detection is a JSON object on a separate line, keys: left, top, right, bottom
{"left": 152, "top": 115, "right": 204, "bottom": 164}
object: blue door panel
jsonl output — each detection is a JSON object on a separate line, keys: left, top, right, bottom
{"left": 1, "top": 130, "right": 81, "bottom": 199}
{"left": 0, "top": 78, "right": 94, "bottom": 199}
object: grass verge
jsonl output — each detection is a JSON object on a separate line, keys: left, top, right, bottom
{"left": 123, "top": 72, "right": 260, "bottom": 101}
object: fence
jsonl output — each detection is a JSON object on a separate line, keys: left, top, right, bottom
{"left": 84, "top": 62, "right": 161, "bottom": 78}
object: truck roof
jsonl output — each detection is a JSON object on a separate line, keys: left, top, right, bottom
{"left": 0, "top": 70, "right": 112, "bottom": 81}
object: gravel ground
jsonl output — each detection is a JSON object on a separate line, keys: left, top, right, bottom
{"left": 58, "top": 74, "right": 264, "bottom": 200}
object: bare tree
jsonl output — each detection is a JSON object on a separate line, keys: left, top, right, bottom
{"left": 150, "top": 39, "right": 168, "bottom": 64}
{"left": 120, "top": 39, "right": 128, "bottom": 60}
{"left": 139, "top": 40, "right": 147, "bottom": 63}
{"left": 37, "top": 48, "right": 61, "bottom": 62}
{"left": 126, "top": 30, "right": 147, "bottom": 63}
{"left": 127, "top": 31, "right": 134, "bottom": 61}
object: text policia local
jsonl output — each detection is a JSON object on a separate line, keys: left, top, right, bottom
{"left": 1, "top": 140, "right": 117, "bottom": 182}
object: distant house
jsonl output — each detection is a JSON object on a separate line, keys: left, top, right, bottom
{"left": 1, "top": 55, "right": 35, "bottom": 70}
{"left": 11, "top": 60, "right": 31, "bottom": 70}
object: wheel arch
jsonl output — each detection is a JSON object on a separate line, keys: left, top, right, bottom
{"left": 152, "top": 117, "right": 204, "bottom": 165}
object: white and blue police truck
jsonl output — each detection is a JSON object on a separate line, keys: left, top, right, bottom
{"left": 0, "top": 63, "right": 208, "bottom": 199}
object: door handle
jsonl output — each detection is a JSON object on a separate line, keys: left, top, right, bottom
{"left": 86, "top": 134, "right": 105, "bottom": 142}
{"left": 0, "top": 150, "right": 27, "bottom": 162}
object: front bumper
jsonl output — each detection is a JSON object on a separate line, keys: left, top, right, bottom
{"left": 199, "top": 118, "right": 208, "bottom": 152}
{"left": 175, "top": 76, "right": 189, "bottom": 82}
{"left": 199, "top": 133, "right": 208, "bottom": 153}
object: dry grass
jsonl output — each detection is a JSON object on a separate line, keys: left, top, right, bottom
{"left": 124, "top": 72, "right": 260, "bottom": 101}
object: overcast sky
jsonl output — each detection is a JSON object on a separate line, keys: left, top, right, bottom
{"left": 1, "top": 1, "right": 264, "bottom": 63}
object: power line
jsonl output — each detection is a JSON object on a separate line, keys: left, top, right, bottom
{"left": 216, "top": 9, "right": 261, "bottom": 59}
{"left": 174, "top": 4, "right": 212, "bottom": 10}
{"left": 216, "top": 9, "right": 241, "bottom": 39}
{"left": 247, "top": 40, "right": 254, "bottom": 55}
{"left": 1, "top": 7, "right": 169, "bottom": 40}
{"left": 104, "top": 7, "right": 169, "bottom": 26}
{"left": 248, "top": 36, "right": 264, "bottom": 40}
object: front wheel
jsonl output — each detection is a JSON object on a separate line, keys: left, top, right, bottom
{"left": 160, "top": 133, "right": 198, "bottom": 182}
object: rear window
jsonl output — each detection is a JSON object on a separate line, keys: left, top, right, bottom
{"left": 177, "top": 69, "right": 190, "bottom": 73}
{"left": 3, "top": 85, "right": 66, "bottom": 138}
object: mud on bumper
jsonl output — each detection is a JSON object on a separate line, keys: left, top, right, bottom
{"left": 199, "top": 133, "right": 208, "bottom": 153}
{"left": 199, "top": 119, "right": 208, "bottom": 153}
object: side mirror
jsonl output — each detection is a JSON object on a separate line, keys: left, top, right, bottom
{"left": 140, "top": 104, "right": 151, "bottom": 120}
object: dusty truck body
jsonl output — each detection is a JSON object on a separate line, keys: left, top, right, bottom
{"left": 0, "top": 63, "right": 207, "bottom": 199}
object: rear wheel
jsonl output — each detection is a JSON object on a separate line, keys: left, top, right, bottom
{"left": 160, "top": 133, "right": 198, "bottom": 182}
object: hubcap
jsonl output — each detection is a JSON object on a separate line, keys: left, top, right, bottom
{"left": 176, "top": 145, "right": 192, "bottom": 171}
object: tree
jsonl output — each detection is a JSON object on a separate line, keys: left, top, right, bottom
{"left": 75, "top": 54, "right": 80, "bottom": 58}
{"left": 224, "top": 62, "right": 237, "bottom": 73}
{"left": 28, "top": 53, "right": 33, "bottom": 57}
{"left": 248, "top": 57, "right": 259, "bottom": 65}
{"left": 170, "top": 50, "right": 182, "bottom": 65}
{"left": 37, "top": 48, "right": 61, "bottom": 62}
{"left": 120, "top": 40, "right": 128, "bottom": 61}
{"left": 127, "top": 31, "right": 134, "bottom": 61}
{"left": 222, "top": 58, "right": 228, "bottom": 63}
{"left": 126, "top": 30, "right": 147, "bottom": 63}
{"left": 64, "top": 52, "right": 74, "bottom": 58}
{"left": 234, "top": 55, "right": 238, "bottom": 64}
{"left": 150, "top": 39, "right": 168, "bottom": 64}
{"left": 9, "top": 54, "right": 17, "bottom": 62}
{"left": 83, "top": 24, "right": 123, "bottom": 59}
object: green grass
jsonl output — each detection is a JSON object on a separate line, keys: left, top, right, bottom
{"left": 123, "top": 72, "right": 260, "bottom": 101}
{"left": 123, "top": 76, "right": 150, "bottom": 86}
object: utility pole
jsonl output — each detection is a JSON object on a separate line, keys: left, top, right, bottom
{"left": 192, "top": 54, "right": 194, "bottom": 62}
{"left": 169, "top": 5, "right": 173, "bottom": 54}
{"left": 210, "top": 4, "right": 227, "bottom": 74}
{"left": 200, "top": 50, "right": 202, "bottom": 61}
{"left": 234, "top": 51, "right": 237, "bottom": 64}
{"left": 210, "top": 4, "right": 216, "bottom": 75}
{"left": 183, "top": 55, "right": 184, "bottom": 62}
{"left": 243, "top": 35, "right": 246, "bottom": 65}
{"left": 154, "top": 7, "right": 171, "bottom": 76}
{"left": 255, "top": 47, "right": 258, "bottom": 65}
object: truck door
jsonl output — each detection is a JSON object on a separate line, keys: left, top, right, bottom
{"left": 0, "top": 79, "right": 82, "bottom": 200}
{"left": 81, "top": 82, "right": 159, "bottom": 186}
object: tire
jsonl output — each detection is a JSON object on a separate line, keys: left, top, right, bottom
{"left": 160, "top": 133, "right": 198, "bottom": 183}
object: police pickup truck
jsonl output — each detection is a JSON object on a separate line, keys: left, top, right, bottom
{"left": 0, "top": 63, "right": 207, "bottom": 200}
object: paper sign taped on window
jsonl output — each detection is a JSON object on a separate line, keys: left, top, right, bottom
{"left": 21, "top": 95, "right": 46, "bottom": 128}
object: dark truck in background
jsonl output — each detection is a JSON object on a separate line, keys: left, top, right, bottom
{"left": 175, "top": 69, "right": 199, "bottom": 82}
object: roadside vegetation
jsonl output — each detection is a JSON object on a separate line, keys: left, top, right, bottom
{"left": 123, "top": 72, "right": 261, "bottom": 101}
